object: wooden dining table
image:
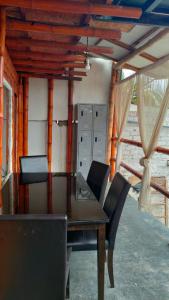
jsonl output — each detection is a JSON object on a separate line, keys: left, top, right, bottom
{"left": 1, "top": 172, "right": 109, "bottom": 300}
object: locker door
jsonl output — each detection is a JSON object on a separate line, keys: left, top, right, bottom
{"left": 78, "top": 131, "right": 92, "bottom": 157}
{"left": 78, "top": 104, "right": 93, "bottom": 130}
{"left": 93, "top": 131, "right": 106, "bottom": 162}
{"left": 93, "top": 105, "right": 107, "bottom": 132}
{"left": 77, "top": 157, "right": 91, "bottom": 179}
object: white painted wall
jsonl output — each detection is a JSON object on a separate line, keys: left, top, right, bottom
{"left": 28, "top": 58, "right": 112, "bottom": 171}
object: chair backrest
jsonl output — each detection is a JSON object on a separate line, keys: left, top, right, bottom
{"left": 0, "top": 215, "right": 67, "bottom": 300}
{"left": 20, "top": 155, "right": 48, "bottom": 173}
{"left": 87, "top": 160, "right": 110, "bottom": 205}
{"left": 104, "top": 172, "right": 131, "bottom": 249}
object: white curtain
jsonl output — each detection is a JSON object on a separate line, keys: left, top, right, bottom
{"left": 137, "top": 61, "right": 169, "bottom": 211}
{"left": 114, "top": 79, "right": 134, "bottom": 171}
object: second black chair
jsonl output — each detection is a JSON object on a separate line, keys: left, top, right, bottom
{"left": 68, "top": 172, "right": 131, "bottom": 288}
{"left": 87, "top": 160, "right": 110, "bottom": 206}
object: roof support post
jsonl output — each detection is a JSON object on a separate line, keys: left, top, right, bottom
{"left": 23, "top": 77, "right": 29, "bottom": 156}
{"left": 17, "top": 77, "right": 24, "bottom": 171}
{"left": 107, "top": 66, "right": 119, "bottom": 179}
{"left": 66, "top": 78, "right": 74, "bottom": 173}
{"left": 48, "top": 79, "right": 54, "bottom": 172}
{"left": 12, "top": 93, "right": 17, "bottom": 172}
{"left": 0, "top": 8, "right": 6, "bottom": 189}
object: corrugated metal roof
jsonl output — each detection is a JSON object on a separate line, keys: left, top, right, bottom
{"left": 90, "top": 0, "right": 169, "bottom": 71}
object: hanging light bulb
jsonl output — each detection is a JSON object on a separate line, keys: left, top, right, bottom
{"left": 85, "top": 54, "right": 91, "bottom": 71}
{"left": 85, "top": 37, "right": 91, "bottom": 71}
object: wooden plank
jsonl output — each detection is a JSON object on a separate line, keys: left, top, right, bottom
{"left": 16, "top": 66, "right": 87, "bottom": 77}
{"left": 23, "top": 77, "right": 28, "bottom": 156}
{"left": 48, "top": 79, "right": 53, "bottom": 172}
{"left": 0, "top": 8, "right": 6, "bottom": 189}
{"left": 14, "top": 59, "right": 86, "bottom": 69}
{"left": 66, "top": 78, "right": 73, "bottom": 173}
{"left": 6, "top": 37, "right": 114, "bottom": 54}
{"left": 0, "top": 1, "right": 142, "bottom": 18}
{"left": 21, "top": 73, "right": 83, "bottom": 81}
{"left": 8, "top": 19, "right": 121, "bottom": 40}
{"left": 10, "top": 51, "right": 86, "bottom": 62}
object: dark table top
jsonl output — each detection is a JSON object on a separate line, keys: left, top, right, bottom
{"left": 0, "top": 173, "right": 108, "bottom": 226}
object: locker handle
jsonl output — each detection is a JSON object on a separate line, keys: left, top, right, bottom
{"left": 81, "top": 111, "right": 83, "bottom": 116}
{"left": 80, "top": 161, "right": 82, "bottom": 167}
{"left": 96, "top": 111, "right": 98, "bottom": 117}
{"left": 95, "top": 137, "right": 98, "bottom": 142}
{"left": 81, "top": 136, "right": 83, "bottom": 142}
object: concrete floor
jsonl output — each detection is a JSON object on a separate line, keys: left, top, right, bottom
{"left": 70, "top": 196, "right": 169, "bottom": 300}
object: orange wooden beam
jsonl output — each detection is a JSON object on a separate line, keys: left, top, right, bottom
{"left": 66, "top": 78, "right": 73, "bottom": 173}
{"left": 8, "top": 19, "right": 121, "bottom": 40}
{"left": 16, "top": 66, "right": 87, "bottom": 77}
{"left": 10, "top": 50, "right": 86, "bottom": 63}
{"left": 48, "top": 79, "right": 53, "bottom": 172}
{"left": 23, "top": 77, "right": 29, "bottom": 156}
{"left": 16, "top": 67, "right": 65, "bottom": 75}
{"left": 0, "top": 1, "right": 142, "bottom": 18}
{"left": 7, "top": 37, "right": 114, "bottom": 55}
{"left": 21, "top": 73, "right": 83, "bottom": 81}
{"left": 14, "top": 59, "right": 86, "bottom": 69}
{"left": 0, "top": 8, "right": 6, "bottom": 189}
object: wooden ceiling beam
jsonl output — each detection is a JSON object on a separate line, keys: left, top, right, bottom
{"left": 6, "top": 37, "right": 114, "bottom": 54}
{"left": 0, "top": 1, "right": 142, "bottom": 18}
{"left": 19, "top": 73, "right": 83, "bottom": 81}
{"left": 9, "top": 50, "right": 86, "bottom": 62}
{"left": 14, "top": 59, "right": 86, "bottom": 69}
{"left": 8, "top": 19, "right": 121, "bottom": 40}
{"left": 15, "top": 66, "right": 87, "bottom": 75}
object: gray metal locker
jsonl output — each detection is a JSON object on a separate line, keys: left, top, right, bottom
{"left": 93, "top": 105, "right": 107, "bottom": 132}
{"left": 76, "top": 104, "right": 107, "bottom": 179}
{"left": 78, "top": 104, "right": 93, "bottom": 131}
{"left": 77, "top": 156, "right": 92, "bottom": 179}
{"left": 93, "top": 131, "right": 106, "bottom": 161}
{"left": 78, "top": 131, "right": 92, "bottom": 157}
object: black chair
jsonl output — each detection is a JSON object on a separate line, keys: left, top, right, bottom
{"left": 0, "top": 215, "right": 68, "bottom": 300}
{"left": 68, "top": 172, "right": 131, "bottom": 288}
{"left": 20, "top": 155, "right": 48, "bottom": 173}
{"left": 87, "top": 160, "right": 110, "bottom": 206}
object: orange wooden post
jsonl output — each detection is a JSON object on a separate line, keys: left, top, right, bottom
{"left": 23, "top": 77, "right": 29, "bottom": 156}
{"left": 47, "top": 173, "right": 53, "bottom": 213}
{"left": 66, "top": 79, "right": 74, "bottom": 173}
{"left": 12, "top": 93, "right": 17, "bottom": 172}
{"left": 110, "top": 107, "right": 117, "bottom": 179}
{"left": 6, "top": 92, "right": 9, "bottom": 169}
{"left": 0, "top": 8, "right": 6, "bottom": 189}
{"left": 48, "top": 79, "right": 54, "bottom": 172}
{"left": 107, "top": 67, "right": 119, "bottom": 179}
{"left": 17, "top": 77, "right": 24, "bottom": 171}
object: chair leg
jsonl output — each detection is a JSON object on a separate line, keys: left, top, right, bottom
{"left": 107, "top": 249, "right": 114, "bottom": 288}
{"left": 66, "top": 273, "right": 70, "bottom": 299}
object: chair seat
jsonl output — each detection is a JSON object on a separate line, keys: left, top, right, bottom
{"left": 67, "top": 230, "right": 109, "bottom": 251}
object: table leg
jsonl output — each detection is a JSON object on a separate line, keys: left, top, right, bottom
{"left": 97, "top": 224, "right": 105, "bottom": 300}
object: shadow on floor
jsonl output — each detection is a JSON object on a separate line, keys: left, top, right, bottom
{"left": 70, "top": 196, "right": 169, "bottom": 300}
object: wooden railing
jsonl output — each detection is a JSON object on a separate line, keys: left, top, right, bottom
{"left": 120, "top": 138, "right": 169, "bottom": 156}
{"left": 111, "top": 137, "right": 169, "bottom": 198}
{"left": 120, "top": 161, "right": 169, "bottom": 199}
